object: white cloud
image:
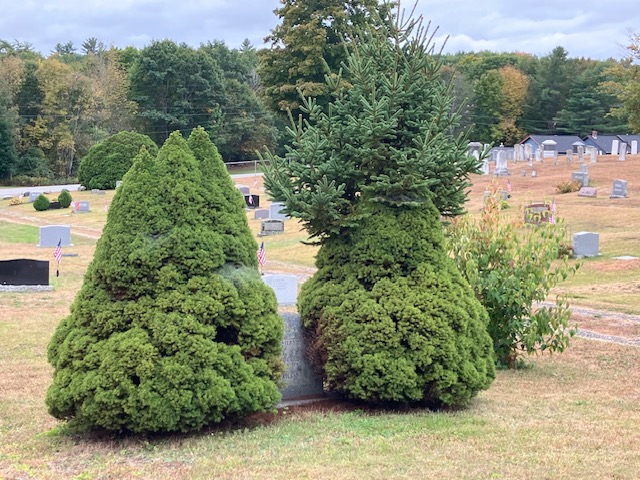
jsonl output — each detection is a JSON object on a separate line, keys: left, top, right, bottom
{"left": 0, "top": 0, "right": 638, "bottom": 58}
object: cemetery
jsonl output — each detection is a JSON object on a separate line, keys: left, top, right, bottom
{"left": 1, "top": 131, "right": 639, "bottom": 478}
{"left": 1, "top": 14, "right": 640, "bottom": 477}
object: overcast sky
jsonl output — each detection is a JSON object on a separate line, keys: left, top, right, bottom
{"left": 1, "top": 0, "right": 638, "bottom": 60}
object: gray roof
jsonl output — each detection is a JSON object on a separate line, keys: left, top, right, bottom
{"left": 616, "top": 134, "right": 640, "bottom": 145}
{"left": 583, "top": 135, "right": 620, "bottom": 154}
{"left": 521, "top": 135, "right": 584, "bottom": 153}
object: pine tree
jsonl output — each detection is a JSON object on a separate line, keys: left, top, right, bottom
{"left": 263, "top": 9, "right": 495, "bottom": 406}
{"left": 46, "top": 130, "right": 283, "bottom": 433}
{"left": 258, "top": 0, "right": 386, "bottom": 118}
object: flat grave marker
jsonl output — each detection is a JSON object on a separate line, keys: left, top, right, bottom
{"left": 262, "top": 274, "right": 298, "bottom": 305}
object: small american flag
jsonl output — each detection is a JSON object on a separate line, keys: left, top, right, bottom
{"left": 54, "top": 239, "right": 62, "bottom": 263}
{"left": 248, "top": 194, "right": 253, "bottom": 205}
{"left": 551, "top": 199, "right": 557, "bottom": 212}
{"left": 507, "top": 180, "right": 512, "bottom": 193}
{"left": 257, "top": 242, "right": 266, "bottom": 267}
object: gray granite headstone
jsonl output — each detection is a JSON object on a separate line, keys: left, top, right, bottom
{"left": 571, "top": 172, "right": 589, "bottom": 187}
{"left": 254, "top": 209, "right": 270, "bottom": 220}
{"left": 619, "top": 143, "right": 627, "bottom": 161}
{"left": 76, "top": 201, "right": 90, "bottom": 212}
{"left": 610, "top": 179, "right": 628, "bottom": 198}
{"left": 578, "top": 187, "right": 597, "bottom": 198}
{"left": 262, "top": 274, "right": 298, "bottom": 305}
{"left": 260, "top": 219, "right": 285, "bottom": 235}
{"left": 39, "top": 225, "right": 72, "bottom": 247}
{"left": 236, "top": 185, "right": 250, "bottom": 195}
{"left": 279, "top": 312, "right": 324, "bottom": 400}
{"left": 580, "top": 164, "right": 588, "bottom": 174}
{"left": 29, "top": 192, "right": 40, "bottom": 203}
{"left": 573, "top": 232, "right": 599, "bottom": 258}
{"left": 269, "top": 202, "right": 288, "bottom": 220}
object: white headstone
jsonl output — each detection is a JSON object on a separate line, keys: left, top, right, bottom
{"left": 481, "top": 159, "right": 490, "bottom": 175}
{"left": 611, "top": 139, "right": 620, "bottom": 156}
{"left": 631, "top": 140, "right": 638, "bottom": 155}
{"left": 619, "top": 143, "right": 627, "bottom": 161}
{"left": 262, "top": 274, "right": 298, "bottom": 304}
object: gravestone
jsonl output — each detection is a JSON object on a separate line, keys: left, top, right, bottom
{"left": 577, "top": 145, "right": 585, "bottom": 163}
{"left": 29, "top": 192, "right": 40, "bottom": 203}
{"left": 236, "top": 184, "right": 250, "bottom": 195}
{"left": 269, "top": 202, "right": 288, "bottom": 220}
{"left": 523, "top": 202, "right": 553, "bottom": 224}
{"left": 531, "top": 170, "right": 537, "bottom": 177}
{"left": 632, "top": 140, "right": 638, "bottom": 155}
{"left": 38, "top": 225, "right": 72, "bottom": 247}
{"left": 524, "top": 143, "right": 533, "bottom": 161}
{"left": 619, "top": 144, "right": 627, "bottom": 161}
{"left": 76, "top": 201, "right": 90, "bottom": 212}
{"left": 468, "top": 141, "right": 482, "bottom": 159}
{"left": 610, "top": 179, "right": 628, "bottom": 198}
{"left": 573, "top": 232, "right": 599, "bottom": 258}
{"left": 244, "top": 194, "right": 260, "bottom": 208}
{"left": 481, "top": 159, "right": 490, "bottom": 175}
{"left": 521, "top": 169, "right": 527, "bottom": 177}
{"left": 279, "top": 313, "right": 324, "bottom": 400}
{"left": 254, "top": 209, "right": 270, "bottom": 220}
{"left": 571, "top": 172, "right": 589, "bottom": 187}
{"left": 262, "top": 274, "right": 298, "bottom": 305}
{"left": 612, "top": 139, "right": 620, "bottom": 156}
{"left": 566, "top": 149, "right": 573, "bottom": 163}
{"left": 116, "top": 180, "right": 122, "bottom": 188}
{"left": 578, "top": 187, "right": 597, "bottom": 198}
{"left": 260, "top": 219, "right": 285, "bottom": 236}
{"left": 0, "top": 259, "right": 49, "bottom": 286}
{"left": 494, "top": 151, "right": 509, "bottom": 176}
{"left": 580, "top": 164, "right": 588, "bottom": 174}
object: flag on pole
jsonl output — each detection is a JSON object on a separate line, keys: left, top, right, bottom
{"left": 507, "top": 180, "right": 512, "bottom": 193}
{"left": 252, "top": 177, "right": 258, "bottom": 187}
{"left": 54, "top": 239, "right": 62, "bottom": 276}
{"left": 248, "top": 194, "right": 253, "bottom": 205}
{"left": 549, "top": 199, "right": 557, "bottom": 224}
{"left": 257, "top": 242, "right": 266, "bottom": 267}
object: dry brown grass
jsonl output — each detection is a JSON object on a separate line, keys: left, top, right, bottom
{"left": 1, "top": 157, "right": 640, "bottom": 479}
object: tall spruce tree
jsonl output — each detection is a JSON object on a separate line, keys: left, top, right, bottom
{"left": 46, "top": 129, "right": 282, "bottom": 432}
{"left": 263, "top": 10, "right": 495, "bottom": 406}
{"left": 258, "top": 0, "right": 386, "bottom": 118}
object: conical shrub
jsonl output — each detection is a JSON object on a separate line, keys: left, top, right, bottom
{"left": 300, "top": 198, "right": 495, "bottom": 406}
{"left": 46, "top": 131, "right": 283, "bottom": 433}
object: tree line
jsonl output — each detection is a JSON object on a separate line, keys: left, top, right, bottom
{"left": 1, "top": 0, "right": 639, "bottom": 183}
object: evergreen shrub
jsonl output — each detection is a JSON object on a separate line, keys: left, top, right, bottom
{"left": 46, "top": 129, "right": 283, "bottom": 433}
{"left": 78, "top": 131, "right": 158, "bottom": 190}
{"left": 57, "top": 190, "right": 72, "bottom": 208}
{"left": 33, "top": 194, "right": 50, "bottom": 211}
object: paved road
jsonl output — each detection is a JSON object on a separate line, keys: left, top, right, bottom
{"left": 0, "top": 172, "right": 263, "bottom": 199}
{"left": 0, "top": 184, "right": 81, "bottom": 197}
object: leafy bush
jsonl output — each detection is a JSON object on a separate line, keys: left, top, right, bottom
{"left": 33, "top": 194, "right": 50, "bottom": 211}
{"left": 300, "top": 199, "right": 495, "bottom": 406}
{"left": 78, "top": 131, "right": 158, "bottom": 190}
{"left": 57, "top": 190, "right": 72, "bottom": 208}
{"left": 447, "top": 187, "right": 579, "bottom": 368}
{"left": 46, "top": 129, "right": 282, "bottom": 433}
{"left": 555, "top": 180, "right": 582, "bottom": 194}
